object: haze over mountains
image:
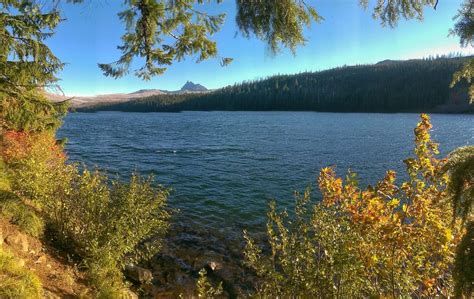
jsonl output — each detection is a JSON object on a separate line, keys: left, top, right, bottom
{"left": 47, "top": 81, "right": 209, "bottom": 108}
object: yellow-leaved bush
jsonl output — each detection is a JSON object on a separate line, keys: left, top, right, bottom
{"left": 244, "top": 114, "right": 461, "bottom": 297}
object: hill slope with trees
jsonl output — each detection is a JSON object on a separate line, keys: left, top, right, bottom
{"left": 79, "top": 56, "right": 473, "bottom": 113}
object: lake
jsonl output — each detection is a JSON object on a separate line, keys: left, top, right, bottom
{"left": 58, "top": 112, "right": 473, "bottom": 235}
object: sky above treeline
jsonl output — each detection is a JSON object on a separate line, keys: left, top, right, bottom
{"left": 47, "top": 0, "right": 473, "bottom": 96}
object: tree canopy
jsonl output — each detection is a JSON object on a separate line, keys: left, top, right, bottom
{"left": 450, "top": 0, "right": 474, "bottom": 100}
{"left": 0, "top": 0, "right": 63, "bottom": 95}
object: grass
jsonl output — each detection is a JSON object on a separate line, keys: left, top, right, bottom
{"left": 0, "top": 150, "right": 42, "bottom": 298}
{"left": 0, "top": 156, "right": 10, "bottom": 191}
{"left": 0, "top": 191, "right": 44, "bottom": 238}
{"left": 0, "top": 247, "right": 42, "bottom": 298}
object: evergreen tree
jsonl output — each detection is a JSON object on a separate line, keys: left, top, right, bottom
{"left": 0, "top": 0, "right": 69, "bottom": 132}
{"left": 442, "top": 145, "right": 474, "bottom": 298}
{"left": 450, "top": 0, "right": 474, "bottom": 100}
{"left": 0, "top": 1, "right": 63, "bottom": 95}
{"left": 236, "top": 0, "right": 322, "bottom": 54}
{"left": 442, "top": 146, "right": 474, "bottom": 224}
{"left": 359, "top": 0, "right": 437, "bottom": 27}
{"left": 99, "top": 0, "right": 229, "bottom": 80}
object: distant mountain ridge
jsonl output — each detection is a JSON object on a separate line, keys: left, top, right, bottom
{"left": 47, "top": 81, "right": 208, "bottom": 108}
{"left": 77, "top": 56, "right": 473, "bottom": 114}
{"left": 129, "top": 89, "right": 163, "bottom": 95}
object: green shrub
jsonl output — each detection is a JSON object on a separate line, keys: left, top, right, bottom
{"left": 196, "top": 269, "right": 223, "bottom": 298}
{"left": 51, "top": 169, "right": 170, "bottom": 294}
{"left": 3, "top": 129, "right": 171, "bottom": 293}
{"left": 13, "top": 164, "right": 170, "bottom": 292}
{"left": 0, "top": 191, "right": 44, "bottom": 238}
{"left": 243, "top": 193, "right": 365, "bottom": 297}
{"left": 84, "top": 251, "right": 126, "bottom": 298}
{"left": 51, "top": 168, "right": 171, "bottom": 263}
{"left": 0, "top": 247, "right": 42, "bottom": 298}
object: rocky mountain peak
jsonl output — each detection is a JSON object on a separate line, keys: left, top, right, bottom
{"left": 180, "top": 81, "right": 207, "bottom": 92}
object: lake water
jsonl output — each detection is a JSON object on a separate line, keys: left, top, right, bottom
{"left": 58, "top": 112, "right": 473, "bottom": 236}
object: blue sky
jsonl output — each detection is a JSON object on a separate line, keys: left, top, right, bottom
{"left": 47, "top": 0, "right": 473, "bottom": 96}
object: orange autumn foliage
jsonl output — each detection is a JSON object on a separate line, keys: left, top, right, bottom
{"left": 2, "top": 130, "right": 69, "bottom": 206}
{"left": 2, "top": 130, "right": 66, "bottom": 164}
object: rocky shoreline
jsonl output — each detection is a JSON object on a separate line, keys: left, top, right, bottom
{"left": 131, "top": 223, "right": 261, "bottom": 298}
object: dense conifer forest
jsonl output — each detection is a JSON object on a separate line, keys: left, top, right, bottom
{"left": 79, "top": 56, "right": 473, "bottom": 113}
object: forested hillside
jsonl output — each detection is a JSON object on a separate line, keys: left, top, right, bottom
{"left": 79, "top": 56, "right": 473, "bottom": 113}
